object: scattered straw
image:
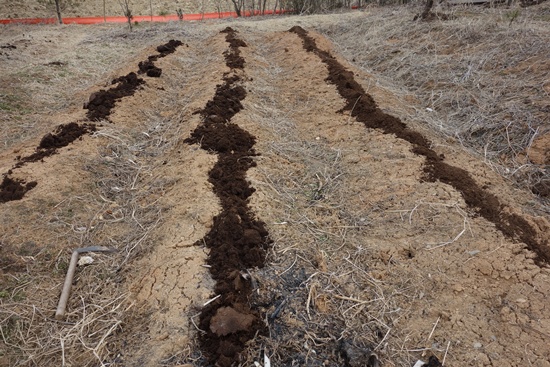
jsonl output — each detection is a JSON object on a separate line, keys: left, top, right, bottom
{"left": 316, "top": 4, "right": 550, "bottom": 210}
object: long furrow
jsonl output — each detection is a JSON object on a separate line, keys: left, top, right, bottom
{"left": 289, "top": 26, "right": 549, "bottom": 266}
{"left": 0, "top": 40, "right": 184, "bottom": 204}
{"left": 230, "top": 25, "right": 550, "bottom": 367}
{"left": 184, "top": 27, "right": 271, "bottom": 367}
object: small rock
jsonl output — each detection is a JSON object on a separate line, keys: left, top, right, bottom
{"left": 77, "top": 256, "right": 94, "bottom": 266}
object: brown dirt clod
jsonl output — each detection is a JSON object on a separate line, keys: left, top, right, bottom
{"left": 0, "top": 176, "right": 37, "bottom": 203}
{"left": 210, "top": 306, "right": 256, "bottom": 337}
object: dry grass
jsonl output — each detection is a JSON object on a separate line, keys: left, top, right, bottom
{"left": 238, "top": 23, "right": 518, "bottom": 365}
{"left": 0, "top": 24, "right": 215, "bottom": 366}
{"left": 0, "top": 124, "right": 167, "bottom": 366}
{"left": 239, "top": 50, "right": 426, "bottom": 364}
{"left": 245, "top": 111, "right": 435, "bottom": 366}
{"left": 316, "top": 2, "right": 550, "bottom": 209}
{"left": 0, "top": 0, "right": 282, "bottom": 19}
{"left": 248, "top": 157, "right": 477, "bottom": 365}
{"left": 0, "top": 21, "right": 210, "bottom": 150}
{"left": 1, "top": 6, "right": 549, "bottom": 366}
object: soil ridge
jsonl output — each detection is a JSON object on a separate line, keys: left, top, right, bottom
{"left": 185, "top": 27, "right": 270, "bottom": 367}
{"left": 289, "top": 26, "right": 550, "bottom": 266}
{"left": 0, "top": 40, "right": 184, "bottom": 204}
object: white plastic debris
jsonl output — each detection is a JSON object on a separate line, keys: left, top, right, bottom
{"left": 413, "top": 360, "right": 426, "bottom": 367}
{"left": 253, "top": 354, "right": 272, "bottom": 367}
{"left": 77, "top": 256, "right": 94, "bottom": 266}
{"left": 426, "top": 108, "right": 434, "bottom": 112}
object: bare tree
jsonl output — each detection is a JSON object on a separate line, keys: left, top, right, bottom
{"left": 54, "top": 0, "right": 63, "bottom": 24}
{"left": 420, "top": 0, "right": 434, "bottom": 19}
{"left": 214, "top": 0, "right": 222, "bottom": 17}
{"left": 230, "top": 0, "right": 244, "bottom": 16}
{"left": 176, "top": 8, "right": 184, "bottom": 20}
{"left": 118, "top": 0, "right": 134, "bottom": 31}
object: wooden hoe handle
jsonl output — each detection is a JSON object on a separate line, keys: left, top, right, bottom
{"left": 55, "top": 246, "right": 116, "bottom": 320}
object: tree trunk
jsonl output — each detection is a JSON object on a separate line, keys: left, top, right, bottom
{"left": 118, "top": 0, "right": 133, "bottom": 31}
{"left": 231, "top": 0, "right": 242, "bottom": 16}
{"left": 54, "top": 0, "right": 62, "bottom": 24}
{"left": 421, "top": 0, "right": 434, "bottom": 19}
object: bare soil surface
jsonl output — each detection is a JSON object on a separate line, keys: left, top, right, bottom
{"left": 1, "top": 4, "right": 550, "bottom": 367}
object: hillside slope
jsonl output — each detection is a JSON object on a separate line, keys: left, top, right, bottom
{"left": 1, "top": 5, "right": 549, "bottom": 367}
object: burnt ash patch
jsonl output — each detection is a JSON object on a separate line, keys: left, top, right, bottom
{"left": 533, "top": 182, "right": 550, "bottom": 198}
{"left": 289, "top": 26, "right": 550, "bottom": 265}
{"left": 185, "top": 28, "right": 270, "bottom": 367}
{"left": 85, "top": 72, "right": 145, "bottom": 121}
{"left": 0, "top": 176, "right": 37, "bottom": 203}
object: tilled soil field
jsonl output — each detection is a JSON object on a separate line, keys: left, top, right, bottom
{"left": 1, "top": 8, "right": 550, "bottom": 367}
